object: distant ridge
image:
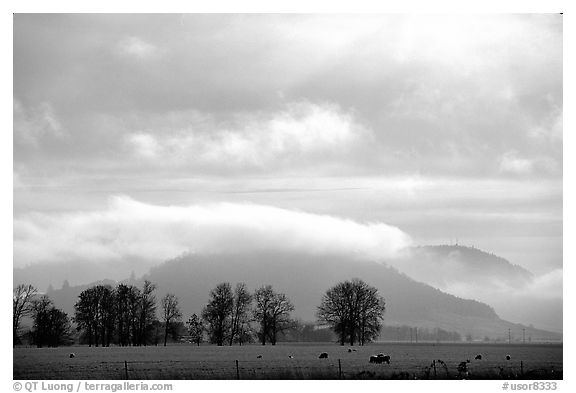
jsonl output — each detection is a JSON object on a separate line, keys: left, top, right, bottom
{"left": 394, "top": 244, "right": 534, "bottom": 291}
{"left": 44, "top": 251, "right": 560, "bottom": 342}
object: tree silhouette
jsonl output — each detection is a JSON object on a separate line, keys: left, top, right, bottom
{"left": 202, "top": 283, "right": 234, "bottom": 346}
{"left": 161, "top": 293, "right": 182, "bottom": 346}
{"left": 253, "top": 285, "right": 295, "bottom": 345}
{"left": 229, "top": 283, "right": 252, "bottom": 345}
{"left": 317, "top": 278, "right": 385, "bottom": 346}
{"left": 31, "top": 295, "right": 73, "bottom": 347}
{"left": 186, "top": 314, "right": 205, "bottom": 346}
{"left": 13, "top": 284, "right": 37, "bottom": 346}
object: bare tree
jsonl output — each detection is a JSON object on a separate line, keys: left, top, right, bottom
{"left": 114, "top": 283, "right": 140, "bottom": 346}
{"left": 317, "top": 278, "right": 385, "bottom": 346}
{"left": 316, "top": 281, "right": 350, "bottom": 345}
{"left": 202, "top": 283, "right": 233, "bottom": 346}
{"left": 186, "top": 314, "right": 204, "bottom": 346}
{"left": 253, "top": 285, "right": 295, "bottom": 345}
{"left": 136, "top": 280, "right": 157, "bottom": 346}
{"left": 13, "top": 284, "right": 37, "bottom": 346}
{"left": 229, "top": 283, "right": 252, "bottom": 346}
{"left": 31, "top": 295, "right": 73, "bottom": 347}
{"left": 267, "top": 291, "right": 295, "bottom": 345}
{"left": 74, "top": 285, "right": 115, "bottom": 347}
{"left": 161, "top": 293, "right": 182, "bottom": 346}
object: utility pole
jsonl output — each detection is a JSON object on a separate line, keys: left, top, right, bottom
{"left": 508, "top": 328, "right": 511, "bottom": 344}
{"left": 415, "top": 327, "right": 418, "bottom": 343}
{"left": 523, "top": 328, "right": 526, "bottom": 344}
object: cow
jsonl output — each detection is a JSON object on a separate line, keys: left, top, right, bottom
{"left": 369, "top": 354, "right": 390, "bottom": 364}
{"left": 506, "top": 355, "right": 511, "bottom": 361}
{"left": 457, "top": 360, "right": 470, "bottom": 377}
{"left": 319, "top": 352, "right": 328, "bottom": 359}
{"left": 475, "top": 354, "right": 482, "bottom": 360}
{"left": 69, "top": 353, "right": 75, "bottom": 358}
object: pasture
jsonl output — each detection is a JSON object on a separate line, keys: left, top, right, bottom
{"left": 13, "top": 342, "right": 562, "bottom": 380}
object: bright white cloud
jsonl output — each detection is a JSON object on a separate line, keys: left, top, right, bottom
{"left": 125, "top": 102, "right": 372, "bottom": 169}
{"left": 13, "top": 196, "right": 412, "bottom": 267}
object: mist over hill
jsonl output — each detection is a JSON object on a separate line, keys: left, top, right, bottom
{"left": 397, "top": 245, "right": 534, "bottom": 289}
{"left": 42, "top": 251, "right": 560, "bottom": 342}
{"left": 389, "top": 245, "right": 562, "bottom": 332}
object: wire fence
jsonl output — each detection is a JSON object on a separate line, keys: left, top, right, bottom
{"left": 75, "top": 358, "right": 561, "bottom": 380}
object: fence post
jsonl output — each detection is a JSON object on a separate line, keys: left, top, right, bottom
{"left": 124, "top": 360, "right": 129, "bottom": 380}
{"left": 520, "top": 360, "right": 524, "bottom": 376}
{"left": 236, "top": 359, "right": 240, "bottom": 380}
{"left": 338, "top": 359, "right": 342, "bottom": 379}
{"left": 433, "top": 360, "right": 437, "bottom": 379}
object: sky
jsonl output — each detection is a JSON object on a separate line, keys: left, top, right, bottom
{"left": 14, "top": 14, "right": 562, "bottom": 286}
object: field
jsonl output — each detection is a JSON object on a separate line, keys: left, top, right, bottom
{"left": 13, "top": 342, "right": 562, "bottom": 380}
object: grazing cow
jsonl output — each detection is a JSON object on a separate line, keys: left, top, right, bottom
{"left": 348, "top": 349, "right": 352, "bottom": 353}
{"left": 369, "top": 354, "right": 390, "bottom": 364}
{"left": 69, "top": 353, "right": 75, "bottom": 358}
{"left": 288, "top": 355, "right": 294, "bottom": 359}
{"left": 475, "top": 354, "right": 482, "bottom": 360}
{"left": 457, "top": 361, "right": 469, "bottom": 374}
{"left": 257, "top": 355, "right": 262, "bottom": 359}
{"left": 319, "top": 352, "right": 328, "bottom": 359}
{"left": 506, "top": 355, "right": 511, "bottom": 361}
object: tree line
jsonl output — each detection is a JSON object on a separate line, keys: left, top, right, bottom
{"left": 13, "top": 278, "right": 387, "bottom": 347}
{"left": 13, "top": 284, "right": 73, "bottom": 348}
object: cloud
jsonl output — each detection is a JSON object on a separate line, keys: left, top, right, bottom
{"left": 13, "top": 196, "right": 412, "bottom": 267}
{"left": 116, "top": 37, "right": 158, "bottom": 59}
{"left": 499, "top": 150, "right": 559, "bottom": 176}
{"left": 499, "top": 151, "right": 534, "bottom": 175}
{"left": 530, "top": 107, "right": 563, "bottom": 143}
{"left": 14, "top": 100, "right": 65, "bottom": 147}
{"left": 127, "top": 133, "right": 161, "bottom": 159}
{"left": 387, "top": 246, "right": 562, "bottom": 329}
{"left": 14, "top": 15, "right": 562, "bottom": 179}
{"left": 124, "top": 102, "right": 374, "bottom": 170}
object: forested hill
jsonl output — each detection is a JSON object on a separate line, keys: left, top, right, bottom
{"left": 46, "top": 251, "right": 561, "bottom": 341}
{"left": 398, "top": 245, "right": 534, "bottom": 289}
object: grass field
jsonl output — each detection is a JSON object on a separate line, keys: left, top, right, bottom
{"left": 13, "top": 342, "right": 562, "bottom": 380}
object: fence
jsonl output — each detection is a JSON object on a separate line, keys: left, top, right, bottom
{"left": 114, "top": 358, "right": 558, "bottom": 380}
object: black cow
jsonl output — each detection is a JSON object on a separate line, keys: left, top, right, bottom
{"left": 457, "top": 361, "right": 470, "bottom": 376}
{"left": 369, "top": 354, "right": 390, "bottom": 364}
{"left": 319, "top": 352, "right": 328, "bottom": 359}
{"left": 475, "top": 354, "right": 482, "bottom": 360}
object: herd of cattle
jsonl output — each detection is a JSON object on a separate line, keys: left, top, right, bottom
{"left": 315, "top": 351, "right": 391, "bottom": 364}
{"left": 68, "top": 351, "right": 511, "bottom": 365}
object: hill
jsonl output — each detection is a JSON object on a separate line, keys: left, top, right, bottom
{"left": 394, "top": 245, "right": 533, "bottom": 291}
{"left": 45, "top": 251, "right": 560, "bottom": 341}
